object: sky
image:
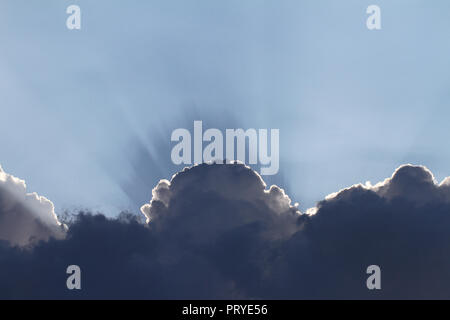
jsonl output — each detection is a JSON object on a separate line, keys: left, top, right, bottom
{"left": 1, "top": 0, "right": 450, "bottom": 215}
{"left": 1, "top": 1, "right": 450, "bottom": 300}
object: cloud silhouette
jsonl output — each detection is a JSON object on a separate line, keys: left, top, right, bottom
{"left": 276, "top": 164, "right": 450, "bottom": 299}
{"left": 1, "top": 163, "right": 450, "bottom": 299}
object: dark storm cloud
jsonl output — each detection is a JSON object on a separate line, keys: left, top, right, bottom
{"left": 2, "top": 163, "right": 450, "bottom": 299}
{"left": 276, "top": 165, "right": 450, "bottom": 299}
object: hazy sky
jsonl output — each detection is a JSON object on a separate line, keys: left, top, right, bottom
{"left": 1, "top": 0, "right": 449, "bottom": 214}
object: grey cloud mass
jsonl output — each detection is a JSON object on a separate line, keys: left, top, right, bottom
{"left": 1, "top": 163, "right": 450, "bottom": 298}
{"left": 141, "top": 163, "right": 301, "bottom": 243}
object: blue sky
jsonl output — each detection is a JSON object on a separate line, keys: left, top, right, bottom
{"left": 1, "top": 0, "right": 449, "bottom": 214}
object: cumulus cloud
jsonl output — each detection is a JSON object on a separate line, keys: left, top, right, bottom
{"left": 0, "top": 165, "right": 65, "bottom": 247}
{"left": 141, "top": 163, "right": 301, "bottom": 243}
{"left": 321, "top": 164, "right": 450, "bottom": 206}
{"left": 2, "top": 163, "right": 450, "bottom": 299}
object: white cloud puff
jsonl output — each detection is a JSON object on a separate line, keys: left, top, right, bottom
{"left": 0, "top": 165, "right": 65, "bottom": 247}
